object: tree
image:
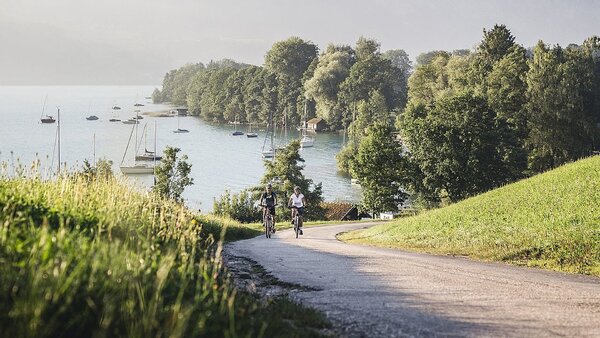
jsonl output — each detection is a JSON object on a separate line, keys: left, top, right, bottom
{"left": 486, "top": 45, "right": 529, "bottom": 177}
{"left": 406, "top": 52, "right": 450, "bottom": 105}
{"left": 416, "top": 50, "right": 449, "bottom": 66}
{"left": 256, "top": 141, "right": 324, "bottom": 220}
{"left": 478, "top": 24, "right": 516, "bottom": 64}
{"left": 339, "top": 38, "right": 403, "bottom": 111}
{"left": 154, "top": 63, "right": 205, "bottom": 105}
{"left": 265, "top": 37, "right": 318, "bottom": 124}
{"left": 582, "top": 35, "right": 600, "bottom": 150}
{"left": 400, "top": 92, "right": 519, "bottom": 202}
{"left": 80, "top": 158, "right": 113, "bottom": 181}
{"left": 382, "top": 49, "right": 412, "bottom": 78}
{"left": 213, "top": 189, "right": 262, "bottom": 223}
{"left": 152, "top": 147, "right": 194, "bottom": 202}
{"left": 350, "top": 123, "right": 407, "bottom": 214}
{"left": 337, "top": 89, "right": 391, "bottom": 175}
{"left": 525, "top": 41, "right": 596, "bottom": 172}
{"left": 304, "top": 45, "right": 354, "bottom": 127}
{"left": 470, "top": 25, "right": 518, "bottom": 93}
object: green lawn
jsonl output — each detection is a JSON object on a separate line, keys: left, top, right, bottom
{"left": 340, "top": 156, "right": 600, "bottom": 276}
{"left": 0, "top": 175, "right": 330, "bottom": 337}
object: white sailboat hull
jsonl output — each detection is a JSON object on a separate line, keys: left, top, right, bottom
{"left": 120, "top": 165, "right": 154, "bottom": 174}
{"left": 300, "top": 136, "right": 314, "bottom": 148}
{"left": 262, "top": 149, "right": 275, "bottom": 158}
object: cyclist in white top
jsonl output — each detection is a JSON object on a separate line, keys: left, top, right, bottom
{"left": 288, "top": 186, "right": 306, "bottom": 234}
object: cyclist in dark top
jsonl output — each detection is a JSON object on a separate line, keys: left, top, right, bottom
{"left": 260, "top": 183, "right": 277, "bottom": 232}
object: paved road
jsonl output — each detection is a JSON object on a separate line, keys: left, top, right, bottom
{"left": 226, "top": 222, "right": 600, "bottom": 337}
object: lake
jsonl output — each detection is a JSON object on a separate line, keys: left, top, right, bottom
{"left": 0, "top": 86, "right": 361, "bottom": 211}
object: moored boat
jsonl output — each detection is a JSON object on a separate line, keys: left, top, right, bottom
{"left": 39, "top": 95, "right": 55, "bottom": 123}
{"left": 120, "top": 164, "right": 154, "bottom": 174}
{"left": 135, "top": 153, "right": 163, "bottom": 161}
{"left": 41, "top": 116, "right": 56, "bottom": 123}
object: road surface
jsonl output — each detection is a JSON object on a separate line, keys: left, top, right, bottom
{"left": 226, "top": 222, "right": 600, "bottom": 337}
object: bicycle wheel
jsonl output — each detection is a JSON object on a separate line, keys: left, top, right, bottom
{"left": 265, "top": 217, "right": 270, "bottom": 239}
{"left": 294, "top": 216, "right": 299, "bottom": 238}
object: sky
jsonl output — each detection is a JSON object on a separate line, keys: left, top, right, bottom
{"left": 1, "top": 0, "right": 599, "bottom": 85}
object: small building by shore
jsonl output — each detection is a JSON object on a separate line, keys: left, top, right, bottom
{"left": 307, "top": 118, "right": 327, "bottom": 132}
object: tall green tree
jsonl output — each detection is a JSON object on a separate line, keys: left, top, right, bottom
{"left": 400, "top": 92, "right": 519, "bottom": 202}
{"left": 304, "top": 45, "right": 354, "bottom": 127}
{"left": 257, "top": 141, "right": 324, "bottom": 220}
{"left": 526, "top": 41, "right": 596, "bottom": 172}
{"left": 154, "top": 63, "right": 205, "bottom": 105}
{"left": 415, "top": 50, "right": 449, "bottom": 66}
{"left": 152, "top": 147, "right": 194, "bottom": 202}
{"left": 583, "top": 36, "right": 600, "bottom": 147}
{"left": 350, "top": 122, "right": 407, "bottom": 214}
{"left": 265, "top": 37, "right": 318, "bottom": 125}
{"left": 339, "top": 37, "right": 403, "bottom": 111}
{"left": 470, "top": 25, "right": 519, "bottom": 94}
{"left": 406, "top": 52, "right": 450, "bottom": 105}
{"left": 486, "top": 45, "right": 529, "bottom": 176}
{"left": 478, "top": 24, "right": 516, "bottom": 64}
{"left": 337, "top": 90, "right": 390, "bottom": 175}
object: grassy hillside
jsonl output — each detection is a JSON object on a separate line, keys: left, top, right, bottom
{"left": 340, "top": 156, "right": 600, "bottom": 276}
{"left": 0, "top": 175, "right": 329, "bottom": 337}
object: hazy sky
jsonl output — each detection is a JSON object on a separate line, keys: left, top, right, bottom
{"left": 1, "top": 0, "right": 599, "bottom": 85}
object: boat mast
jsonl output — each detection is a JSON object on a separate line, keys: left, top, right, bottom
{"left": 270, "top": 111, "right": 274, "bottom": 156}
{"left": 284, "top": 107, "right": 288, "bottom": 140}
{"left": 303, "top": 101, "right": 307, "bottom": 137}
{"left": 93, "top": 133, "right": 96, "bottom": 167}
{"left": 40, "top": 94, "right": 48, "bottom": 119}
{"left": 153, "top": 120, "right": 157, "bottom": 173}
{"left": 134, "top": 111, "right": 138, "bottom": 162}
{"left": 57, "top": 108, "right": 61, "bottom": 175}
{"left": 121, "top": 123, "right": 136, "bottom": 166}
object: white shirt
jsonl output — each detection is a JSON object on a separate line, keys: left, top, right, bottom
{"left": 290, "top": 193, "right": 304, "bottom": 207}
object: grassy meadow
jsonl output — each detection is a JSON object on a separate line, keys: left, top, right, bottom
{"left": 340, "top": 156, "right": 600, "bottom": 276}
{"left": 0, "top": 174, "right": 330, "bottom": 337}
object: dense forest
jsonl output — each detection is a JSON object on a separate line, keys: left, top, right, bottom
{"left": 154, "top": 25, "right": 600, "bottom": 209}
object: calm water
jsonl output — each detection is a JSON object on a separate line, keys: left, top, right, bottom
{"left": 0, "top": 86, "right": 361, "bottom": 210}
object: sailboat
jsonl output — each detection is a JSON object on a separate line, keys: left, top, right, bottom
{"left": 246, "top": 122, "right": 258, "bottom": 138}
{"left": 300, "top": 102, "right": 314, "bottom": 148}
{"left": 120, "top": 114, "right": 154, "bottom": 174}
{"left": 136, "top": 123, "right": 163, "bottom": 161}
{"left": 40, "top": 95, "right": 56, "bottom": 123}
{"left": 232, "top": 115, "right": 244, "bottom": 135}
{"left": 262, "top": 112, "right": 275, "bottom": 158}
{"left": 173, "top": 114, "right": 189, "bottom": 133}
{"left": 85, "top": 101, "right": 99, "bottom": 120}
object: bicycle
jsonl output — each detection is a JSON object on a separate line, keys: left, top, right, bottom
{"left": 289, "top": 206, "right": 303, "bottom": 238}
{"left": 260, "top": 204, "right": 275, "bottom": 239}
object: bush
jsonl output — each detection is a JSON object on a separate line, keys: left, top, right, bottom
{"left": 213, "top": 189, "right": 262, "bottom": 223}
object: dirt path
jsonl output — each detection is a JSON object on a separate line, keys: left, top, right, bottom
{"left": 225, "top": 222, "right": 600, "bottom": 337}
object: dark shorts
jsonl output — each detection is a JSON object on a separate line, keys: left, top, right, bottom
{"left": 265, "top": 206, "right": 276, "bottom": 216}
{"left": 294, "top": 207, "right": 304, "bottom": 216}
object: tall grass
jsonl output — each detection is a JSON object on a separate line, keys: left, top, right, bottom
{"left": 341, "top": 156, "right": 600, "bottom": 276}
{"left": 0, "top": 173, "right": 328, "bottom": 337}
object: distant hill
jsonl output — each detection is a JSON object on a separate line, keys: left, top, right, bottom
{"left": 340, "top": 156, "right": 600, "bottom": 276}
